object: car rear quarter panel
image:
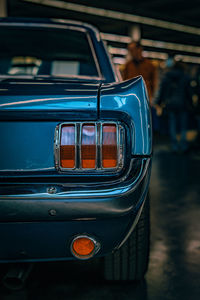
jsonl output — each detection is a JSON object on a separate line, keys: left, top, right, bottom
{"left": 100, "top": 76, "right": 152, "bottom": 155}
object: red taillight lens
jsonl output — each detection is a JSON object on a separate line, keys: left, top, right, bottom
{"left": 60, "top": 125, "right": 75, "bottom": 168}
{"left": 102, "top": 124, "right": 117, "bottom": 168}
{"left": 81, "top": 124, "right": 96, "bottom": 169}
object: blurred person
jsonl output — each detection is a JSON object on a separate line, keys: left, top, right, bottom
{"left": 155, "top": 60, "right": 192, "bottom": 153}
{"left": 122, "top": 41, "right": 157, "bottom": 103}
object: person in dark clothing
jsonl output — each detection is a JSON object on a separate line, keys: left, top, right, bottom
{"left": 155, "top": 60, "right": 192, "bottom": 153}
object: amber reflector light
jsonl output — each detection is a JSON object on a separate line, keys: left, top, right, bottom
{"left": 60, "top": 125, "right": 75, "bottom": 168}
{"left": 81, "top": 124, "right": 96, "bottom": 169}
{"left": 102, "top": 124, "right": 117, "bottom": 168}
{"left": 72, "top": 237, "right": 95, "bottom": 257}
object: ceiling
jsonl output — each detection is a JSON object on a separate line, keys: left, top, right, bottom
{"left": 6, "top": 0, "right": 200, "bottom": 60}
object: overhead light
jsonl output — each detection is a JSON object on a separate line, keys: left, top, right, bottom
{"left": 109, "top": 46, "right": 168, "bottom": 60}
{"left": 112, "top": 57, "right": 126, "bottom": 65}
{"left": 142, "top": 51, "right": 168, "bottom": 60}
{"left": 102, "top": 33, "right": 200, "bottom": 55}
{"left": 175, "top": 55, "right": 200, "bottom": 64}
{"left": 141, "top": 39, "right": 200, "bottom": 55}
{"left": 110, "top": 47, "right": 200, "bottom": 64}
{"left": 108, "top": 47, "right": 128, "bottom": 56}
{"left": 101, "top": 33, "right": 132, "bottom": 44}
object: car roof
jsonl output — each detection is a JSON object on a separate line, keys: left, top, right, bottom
{"left": 0, "top": 17, "right": 101, "bottom": 41}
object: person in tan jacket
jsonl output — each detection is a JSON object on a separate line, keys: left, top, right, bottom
{"left": 122, "top": 41, "right": 157, "bottom": 104}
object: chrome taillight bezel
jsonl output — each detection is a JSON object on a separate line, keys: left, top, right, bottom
{"left": 54, "top": 121, "right": 125, "bottom": 173}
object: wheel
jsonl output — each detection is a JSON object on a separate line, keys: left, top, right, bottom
{"left": 104, "top": 193, "right": 150, "bottom": 281}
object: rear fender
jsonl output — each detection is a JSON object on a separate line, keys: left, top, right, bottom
{"left": 100, "top": 76, "right": 152, "bottom": 155}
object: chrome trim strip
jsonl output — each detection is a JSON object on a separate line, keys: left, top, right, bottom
{"left": 119, "top": 125, "right": 125, "bottom": 169}
{"left": 54, "top": 125, "right": 59, "bottom": 169}
{"left": 117, "top": 124, "right": 119, "bottom": 166}
{"left": 0, "top": 22, "right": 87, "bottom": 32}
{"left": 95, "top": 123, "right": 98, "bottom": 169}
{"left": 0, "top": 167, "right": 55, "bottom": 172}
{"left": 87, "top": 33, "right": 102, "bottom": 78}
{"left": 75, "top": 123, "right": 78, "bottom": 169}
{"left": 51, "top": 19, "right": 101, "bottom": 41}
{"left": 99, "top": 122, "right": 103, "bottom": 169}
{"left": 1, "top": 17, "right": 100, "bottom": 42}
{"left": 0, "top": 159, "right": 150, "bottom": 200}
{"left": 97, "top": 122, "right": 101, "bottom": 169}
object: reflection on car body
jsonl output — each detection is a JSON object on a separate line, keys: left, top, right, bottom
{"left": 0, "top": 18, "right": 152, "bottom": 283}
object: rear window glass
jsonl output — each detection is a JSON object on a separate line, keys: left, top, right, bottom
{"left": 0, "top": 26, "right": 99, "bottom": 78}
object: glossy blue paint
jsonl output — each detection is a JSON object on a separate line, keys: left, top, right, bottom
{"left": 0, "top": 82, "right": 99, "bottom": 110}
{"left": 0, "top": 122, "right": 57, "bottom": 170}
{"left": 0, "top": 164, "right": 149, "bottom": 263}
{"left": 100, "top": 76, "right": 152, "bottom": 155}
{"left": 0, "top": 158, "right": 150, "bottom": 262}
{"left": 0, "top": 214, "right": 133, "bottom": 262}
{"left": 0, "top": 159, "right": 150, "bottom": 221}
{"left": 0, "top": 82, "right": 99, "bottom": 171}
{"left": 0, "top": 18, "right": 152, "bottom": 262}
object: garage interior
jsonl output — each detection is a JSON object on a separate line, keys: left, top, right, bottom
{"left": 0, "top": 1, "right": 200, "bottom": 299}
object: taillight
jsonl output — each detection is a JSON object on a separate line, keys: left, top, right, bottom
{"left": 55, "top": 122, "right": 124, "bottom": 172}
{"left": 60, "top": 125, "right": 75, "bottom": 168}
{"left": 102, "top": 124, "right": 117, "bottom": 168}
{"left": 81, "top": 124, "right": 96, "bottom": 169}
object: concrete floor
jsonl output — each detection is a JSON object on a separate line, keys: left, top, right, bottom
{"left": 1, "top": 141, "right": 200, "bottom": 300}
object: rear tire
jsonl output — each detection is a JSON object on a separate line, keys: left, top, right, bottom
{"left": 104, "top": 193, "right": 150, "bottom": 281}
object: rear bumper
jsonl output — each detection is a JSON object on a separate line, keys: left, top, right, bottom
{"left": 0, "top": 158, "right": 151, "bottom": 262}
{"left": 0, "top": 211, "right": 143, "bottom": 263}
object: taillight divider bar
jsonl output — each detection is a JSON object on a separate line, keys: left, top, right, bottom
{"left": 75, "top": 123, "right": 79, "bottom": 170}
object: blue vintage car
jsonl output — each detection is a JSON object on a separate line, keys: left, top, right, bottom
{"left": 0, "top": 18, "right": 152, "bottom": 284}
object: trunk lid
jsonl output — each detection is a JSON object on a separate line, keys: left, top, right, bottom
{"left": 0, "top": 79, "right": 100, "bottom": 173}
